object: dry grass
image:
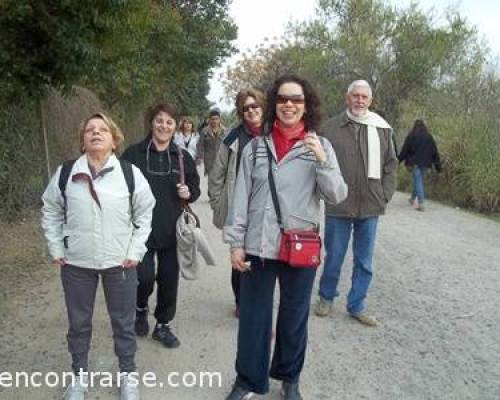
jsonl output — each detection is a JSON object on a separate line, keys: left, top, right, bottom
{"left": 0, "top": 211, "right": 54, "bottom": 310}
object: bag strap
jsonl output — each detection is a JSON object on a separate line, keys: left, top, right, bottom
{"left": 264, "top": 140, "right": 284, "bottom": 232}
{"left": 177, "top": 145, "right": 201, "bottom": 226}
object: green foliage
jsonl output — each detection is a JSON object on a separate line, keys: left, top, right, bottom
{"left": 223, "top": 0, "right": 500, "bottom": 213}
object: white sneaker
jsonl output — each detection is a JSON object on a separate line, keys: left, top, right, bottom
{"left": 120, "top": 372, "right": 140, "bottom": 400}
{"left": 62, "top": 375, "right": 88, "bottom": 400}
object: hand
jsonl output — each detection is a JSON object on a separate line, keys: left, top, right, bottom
{"left": 52, "top": 257, "right": 66, "bottom": 267}
{"left": 304, "top": 132, "right": 326, "bottom": 164}
{"left": 230, "top": 248, "right": 251, "bottom": 272}
{"left": 122, "top": 259, "right": 139, "bottom": 268}
{"left": 177, "top": 183, "right": 191, "bottom": 200}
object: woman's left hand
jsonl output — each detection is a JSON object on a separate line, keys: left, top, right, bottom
{"left": 177, "top": 183, "right": 191, "bottom": 200}
{"left": 304, "top": 132, "right": 326, "bottom": 164}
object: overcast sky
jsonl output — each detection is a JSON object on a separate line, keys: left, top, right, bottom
{"left": 207, "top": 0, "right": 500, "bottom": 110}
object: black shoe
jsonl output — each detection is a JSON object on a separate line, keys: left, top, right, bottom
{"left": 281, "top": 382, "right": 303, "bottom": 400}
{"left": 225, "top": 384, "right": 255, "bottom": 400}
{"left": 152, "top": 323, "right": 180, "bottom": 348}
{"left": 135, "top": 308, "right": 149, "bottom": 337}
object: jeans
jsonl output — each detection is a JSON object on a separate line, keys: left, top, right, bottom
{"left": 235, "top": 256, "right": 316, "bottom": 394}
{"left": 411, "top": 166, "right": 427, "bottom": 202}
{"left": 318, "top": 216, "right": 379, "bottom": 315}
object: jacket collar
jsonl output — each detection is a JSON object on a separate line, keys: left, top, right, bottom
{"left": 73, "top": 153, "right": 119, "bottom": 176}
{"left": 138, "top": 135, "right": 180, "bottom": 154}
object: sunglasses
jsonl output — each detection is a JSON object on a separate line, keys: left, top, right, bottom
{"left": 276, "top": 94, "right": 306, "bottom": 105}
{"left": 243, "top": 103, "right": 260, "bottom": 113}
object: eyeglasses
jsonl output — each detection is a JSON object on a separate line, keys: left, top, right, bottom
{"left": 146, "top": 140, "right": 172, "bottom": 176}
{"left": 276, "top": 94, "right": 305, "bottom": 105}
{"left": 243, "top": 103, "right": 260, "bottom": 113}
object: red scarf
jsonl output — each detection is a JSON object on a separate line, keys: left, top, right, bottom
{"left": 271, "top": 120, "right": 305, "bottom": 161}
{"left": 244, "top": 122, "right": 262, "bottom": 137}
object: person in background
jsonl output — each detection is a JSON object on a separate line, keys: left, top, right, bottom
{"left": 198, "top": 108, "right": 226, "bottom": 176}
{"left": 208, "top": 89, "right": 265, "bottom": 318}
{"left": 122, "top": 103, "right": 200, "bottom": 349}
{"left": 174, "top": 116, "right": 201, "bottom": 165}
{"left": 398, "top": 119, "right": 442, "bottom": 211}
{"left": 223, "top": 74, "right": 347, "bottom": 400}
{"left": 41, "top": 112, "right": 155, "bottom": 400}
{"left": 315, "top": 80, "right": 398, "bottom": 327}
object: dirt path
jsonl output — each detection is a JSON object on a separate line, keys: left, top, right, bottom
{"left": 1, "top": 179, "right": 499, "bottom": 399}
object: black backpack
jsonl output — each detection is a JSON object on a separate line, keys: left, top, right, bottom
{"left": 58, "top": 159, "right": 135, "bottom": 223}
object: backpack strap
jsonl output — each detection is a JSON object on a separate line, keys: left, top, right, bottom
{"left": 58, "top": 158, "right": 136, "bottom": 224}
{"left": 119, "top": 159, "right": 135, "bottom": 225}
{"left": 58, "top": 159, "right": 76, "bottom": 224}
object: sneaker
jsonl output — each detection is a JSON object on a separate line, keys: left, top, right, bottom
{"left": 314, "top": 296, "right": 333, "bottom": 317}
{"left": 135, "top": 308, "right": 149, "bottom": 337}
{"left": 119, "top": 372, "right": 140, "bottom": 400}
{"left": 225, "top": 384, "right": 255, "bottom": 400}
{"left": 152, "top": 323, "right": 180, "bottom": 348}
{"left": 416, "top": 202, "right": 425, "bottom": 211}
{"left": 281, "top": 382, "right": 303, "bottom": 400}
{"left": 350, "top": 312, "right": 378, "bottom": 327}
{"left": 63, "top": 375, "right": 88, "bottom": 400}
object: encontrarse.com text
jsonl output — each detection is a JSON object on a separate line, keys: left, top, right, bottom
{"left": 0, "top": 370, "right": 222, "bottom": 389}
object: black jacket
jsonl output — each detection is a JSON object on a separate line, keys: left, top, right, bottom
{"left": 122, "top": 136, "right": 201, "bottom": 249}
{"left": 398, "top": 132, "right": 442, "bottom": 171}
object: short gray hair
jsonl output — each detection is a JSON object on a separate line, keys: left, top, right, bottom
{"left": 347, "top": 80, "right": 372, "bottom": 97}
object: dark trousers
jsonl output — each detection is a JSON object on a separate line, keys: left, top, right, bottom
{"left": 61, "top": 264, "right": 137, "bottom": 374}
{"left": 137, "top": 247, "right": 179, "bottom": 324}
{"left": 235, "top": 256, "right": 316, "bottom": 394}
{"left": 231, "top": 268, "right": 241, "bottom": 305}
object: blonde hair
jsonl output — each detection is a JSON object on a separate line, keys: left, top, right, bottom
{"left": 78, "top": 112, "right": 124, "bottom": 154}
{"left": 179, "top": 116, "right": 196, "bottom": 133}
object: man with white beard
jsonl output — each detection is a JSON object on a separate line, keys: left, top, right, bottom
{"left": 315, "top": 80, "right": 398, "bottom": 326}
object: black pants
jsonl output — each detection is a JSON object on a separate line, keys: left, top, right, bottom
{"left": 235, "top": 256, "right": 316, "bottom": 394}
{"left": 231, "top": 268, "right": 241, "bottom": 305}
{"left": 136, "top": 247, "right": 179, "bottom": 324}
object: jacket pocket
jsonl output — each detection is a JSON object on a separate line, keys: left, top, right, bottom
{"left": 368, "top": 180, "right": 387, "bottom": 206}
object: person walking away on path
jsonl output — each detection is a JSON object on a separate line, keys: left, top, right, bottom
{"left": 315, "top": 80, "right": 398, "bottom": 327}
{"left": 223, "top": 74, "right": 347, "bottom": 400}
{"left": 174, "top": 116, "right": 201, "bottom": 165}
{"left": 398, "top": 119, "right": 442, "bottom": 211}
{"left": 41, "top": 112, "right": 155, "bottom": 400}
{"left": 208, "top": 89, "right": 265, "bottom": 318}
{"left": 122, "top": 103, "right": 200, "bottom": 349}
{"left": 198, "top": 108, "right": 226, "bottom": 176}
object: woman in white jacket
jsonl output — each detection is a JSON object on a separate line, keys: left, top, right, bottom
{"left": 41, "top": 112, "right": 155, "bottom": 400}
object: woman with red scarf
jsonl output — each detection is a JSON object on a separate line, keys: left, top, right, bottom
{"left": 208, "top": 88, "right": 265, "bottom": 318}
{"left": 224, "top": 75, "right": 348, "bottom": 400}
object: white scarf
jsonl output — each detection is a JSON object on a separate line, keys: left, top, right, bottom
{"left": 346, "top": 109, "right": 391, "bottom": 180}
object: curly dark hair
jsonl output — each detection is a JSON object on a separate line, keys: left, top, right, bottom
{"left": 264, "top": 74, "right": 321, "bottom": 132}
{"left": 144, "top": 103, "right": 178, "bottom": 136}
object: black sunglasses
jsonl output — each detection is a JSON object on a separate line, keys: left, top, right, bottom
{"left": 276, "top": 94, "right": 305, "bottom": 105}
{"left": 243, "top": 103, "right": 260, "bottom": 113}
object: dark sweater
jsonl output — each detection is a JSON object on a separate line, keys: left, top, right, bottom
{"left": 122, "top": 136, "right": 200, "bottom": 249}
{"left": 398, "top": 132, "right": 442, "bottom": 171}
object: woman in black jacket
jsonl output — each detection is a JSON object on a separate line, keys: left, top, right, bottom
{"left": 398, "top": 119, "right": 441, "bottom": 211}
{"left": 122, "top": 103, "right": 200, "bottom": 348}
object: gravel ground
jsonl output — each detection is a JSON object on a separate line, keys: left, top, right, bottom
{"left": 0, "top": 178, "right": 499, "bottom": 399}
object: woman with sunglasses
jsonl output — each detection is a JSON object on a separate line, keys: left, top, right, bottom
{"left": 208, "top": 89, "right": 265, "bottom": 318}
{"left": 122, "top": 103, "right": 200, "bottom": 349}
{"left": 224, "top": 75, "right": 347, "bottom": 400}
